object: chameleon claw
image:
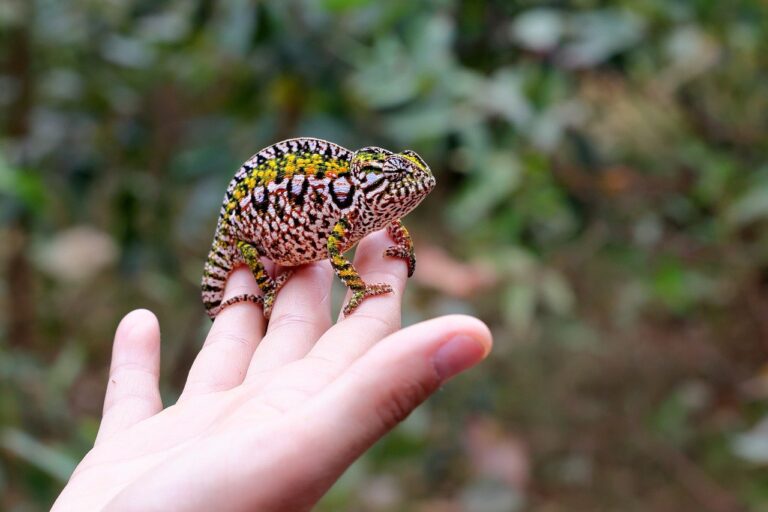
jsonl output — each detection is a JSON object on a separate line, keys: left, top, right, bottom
{"left": 343, "top": 283, "right": 393, "bottom": 316}
{"left": 384, "top": 246, "right": 416, "bottom": 277}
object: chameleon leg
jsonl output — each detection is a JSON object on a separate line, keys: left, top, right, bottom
{"left": 384, "top": 220, "right": 416, "bottom": 277}
{"left": 328, "top": 218, "right": 393, "bottom": 316}
{"left": 233, "top": 240, "right": 292, "bottom": 320}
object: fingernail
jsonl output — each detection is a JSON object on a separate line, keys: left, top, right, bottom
{"left": 433, "top": 335, "right": 488, "bottom": 381}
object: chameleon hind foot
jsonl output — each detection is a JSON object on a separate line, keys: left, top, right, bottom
{"left": 261, "top": 269, "right": 294, "bottom": 319}
{"left": 236, "top": 240, "right": 295, "bottom": 320}
{"left": 343, "top": 283, "right": 394, "bottom": 317}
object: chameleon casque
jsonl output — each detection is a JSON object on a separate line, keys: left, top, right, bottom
{"left": 201, "top": 137, "right": 436, "bottom": 320}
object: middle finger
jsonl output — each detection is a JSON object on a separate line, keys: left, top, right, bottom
{"left": 245, "top": 260, "right": 333, "bottom": 376}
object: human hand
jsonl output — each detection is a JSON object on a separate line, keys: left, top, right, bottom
{"left": 53, "top": 231, "right": 492, "bottom": 511}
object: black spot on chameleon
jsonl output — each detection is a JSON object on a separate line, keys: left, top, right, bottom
{"left": 252, "top": 186, "right": 268, "bottom": 212}
{"left": 311, "top": 188, "right": 325, "bottom": 207}
{"left": 329, "top": 176, "right": 355, "bottom": 209}
{"left": 288, "top": 175, "right": 309, "bottom": 206}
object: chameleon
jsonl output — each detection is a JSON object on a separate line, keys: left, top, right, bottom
{"left": 201, "top": 137, "right": 436, "bottom": 320}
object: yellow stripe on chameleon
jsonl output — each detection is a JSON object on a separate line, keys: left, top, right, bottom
{"left": 254, "top": 167, "right": 277, "bottom": 183}
{"left": 402, "top": 154, "right": 424, "bottom": 169}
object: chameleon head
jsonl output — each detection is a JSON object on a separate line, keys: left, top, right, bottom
{"left": 351, "top": 146, "right": 436, "bottom": 221}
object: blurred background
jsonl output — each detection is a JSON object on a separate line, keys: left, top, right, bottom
{"left": 2, "top": 0, "right": 768, "bottom": 510}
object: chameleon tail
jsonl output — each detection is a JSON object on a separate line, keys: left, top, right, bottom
{"left": 201, "top": 240, "right": 233, "bottom": 319}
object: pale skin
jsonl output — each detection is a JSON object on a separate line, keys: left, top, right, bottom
{"left": 53, "top": 230, "right": 493, "bottom": 511}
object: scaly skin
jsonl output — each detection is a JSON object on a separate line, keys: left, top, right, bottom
{"left": 202, "top": 137, "right": 436, "bottom": 319}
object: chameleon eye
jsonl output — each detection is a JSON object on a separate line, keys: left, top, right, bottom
{"left": 382, "top": 156, "right": 411, "bottom": 180}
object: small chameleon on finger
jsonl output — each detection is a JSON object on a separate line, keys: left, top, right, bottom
{"left": 201, "top": 137, "right": 436, "bottom": 319}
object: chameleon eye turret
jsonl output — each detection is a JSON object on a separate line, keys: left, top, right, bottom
{"left": 201, "top": 137, "right": 435, "bottom": 319}
{"left": 382, "top": 162, "right": 406, "bottom": 180}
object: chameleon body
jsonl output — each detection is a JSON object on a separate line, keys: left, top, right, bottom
{"left": 202, "top": 137, "right": 436, "bottom": 319}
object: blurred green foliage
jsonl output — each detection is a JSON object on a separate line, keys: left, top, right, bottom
{"left": 2, "top": 0, "right": 768, "bottom": 510}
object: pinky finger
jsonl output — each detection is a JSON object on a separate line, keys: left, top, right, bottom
{"left": 95, "top": 309, "right": 163, "bottom": 445}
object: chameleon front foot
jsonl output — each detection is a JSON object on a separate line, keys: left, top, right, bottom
{"left": 236, "top": 240, "right": 296, "bottom": 320}
{"left": 384, "top": 246, "right": 415, "bottom": 277}
{"left": 343, "top": 283, "right": 394, "bottom": 317}
{"left": 385, "top": 220, "right": 416, "bottom": 277}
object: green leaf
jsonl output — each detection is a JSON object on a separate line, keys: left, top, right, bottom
{"left": 0, "top": 153, "right": 47, "bottom": 212}
{"left": 321, "top": 0, "right": 374, "bottom": 12}
{"left": 0, "top": 428, "right": 76, "bottom": 482}
{"left": 727, "top": 181, "right": 768, "bottom": 227}
{"left": 503, "top": 285, "right": 536, "bottom": 337}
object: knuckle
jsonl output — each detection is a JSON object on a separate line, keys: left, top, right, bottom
{"left": 103, "top": 392, "right": 151, "bottom": 415}
{"left": 268, "top": 310, "right": 316, "bottom": 331}
{"left": 304, "top": 261, "right": 333, "bottom": 280}
{"left": 206, "top": 329, "right": 254, "bottom": 349}
{"left": 109, "top": 361, "right": 157, "bottom": 382}
{"left": 303, "top": 354, "right": 343, "bottom": 379}
{"left": 260, "top": 384, "right": 313, "bottom": 414}
{"left": 343, "top": 313, "right": 398, "bottom": 335}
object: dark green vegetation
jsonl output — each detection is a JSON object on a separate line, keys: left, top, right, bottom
{"left": 2, "top": 1, "right": 768, "bottom": 510}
